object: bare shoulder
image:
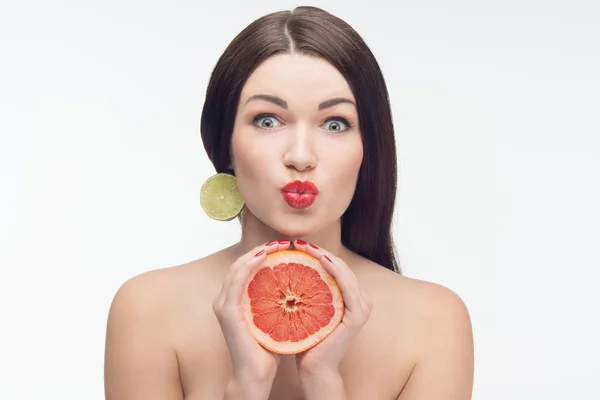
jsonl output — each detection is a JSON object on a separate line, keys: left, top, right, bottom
{"left": 104, "top": 249, "right": 232, "bottom": 399}
{"left": 355, "top": 257, "right": 474, "bottom": 398}
{"left": 109, "top": 245, "right": 236, "bottom": 311}
{"left": 108, "top": 256, "right": 219, "bottom": 313}
{"left": 394, "top": 273, "right": 473, "bottom": 356}
{"left": 354, "top": 257, "right": 471, "bottom": 325}
{"left": 394, "top": 272, "right": 471, "bottom": 328}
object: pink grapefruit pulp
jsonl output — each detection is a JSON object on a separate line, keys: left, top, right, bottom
{"left": 242, "top": 250, "right": 344, "bottom": 354}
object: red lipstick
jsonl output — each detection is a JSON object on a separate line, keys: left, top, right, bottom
{"left": 281, "top": 180, "right": 319, "bottom": 209}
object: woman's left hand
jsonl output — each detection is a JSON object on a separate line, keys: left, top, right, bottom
{"left": 291, "top": 239, "right": 373, "bottom": 384}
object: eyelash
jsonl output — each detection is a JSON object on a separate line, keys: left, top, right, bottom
{"left": 251, "top": 113, "right": 354, "bottom": 133}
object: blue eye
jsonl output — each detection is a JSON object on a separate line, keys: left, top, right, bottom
{"left": 323, "top": 117, "right": 352, "bottom": 133}
{"left": 251, "top": 114, "right": 354, "bottom": 133}
{"left": 252, "top": 114, "right": 282, "bottom": 129}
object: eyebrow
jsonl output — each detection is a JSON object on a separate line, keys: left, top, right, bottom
{"left": 244, "top": 94, "right": 355, "bottom": 110}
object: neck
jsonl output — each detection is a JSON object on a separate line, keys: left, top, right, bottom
{"left": 230, "top": 207, "right": 349, "bottom": 259}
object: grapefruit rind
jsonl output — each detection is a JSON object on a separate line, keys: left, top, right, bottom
{"left": 241, "top": 250, "right": 344, "bottom": 354}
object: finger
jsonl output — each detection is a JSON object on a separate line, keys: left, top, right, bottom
{"left": 225, "top": 240, "right": 290, "bottom": 284}
{"left": 292, "top": 240, "right": 345, "bottom": 264}
{"left": 318, "top": 253, "right": 364, "bottom": 314}
{"left": 215, "top": 254, "right": 275, "bottom": 355}
{"left": 234, "top": 240, "right": 290, "bottom": 270}
{"left": 293, "top": 240, "right": 351, "bottom": 280}
{"left": 292, "top": 239, "right": 335, "bottom": 256}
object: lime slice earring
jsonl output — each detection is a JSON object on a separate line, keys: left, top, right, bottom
{"left": 200, "top": 171, "right": 245, "bottom": 221}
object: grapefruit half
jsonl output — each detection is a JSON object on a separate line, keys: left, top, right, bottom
{"left": 242, "top": 250, "right": 344, "bottom": 354}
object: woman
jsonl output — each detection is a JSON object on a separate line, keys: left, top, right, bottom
{"left": 104, "top": 6, "right": 474, "bottom": 399}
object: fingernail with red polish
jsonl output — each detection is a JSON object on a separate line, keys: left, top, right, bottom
{"left": 296, "top": 239, "right": 307, "bottom": 245}
{"left": 255, "top": 250, "right": 265, "bottom": 257}
{"left": 324, "top": 255, "right": 332, "bottom": 263}
{"left": 309, "top": 243, "right": 319, "bottom": 249}
{"left": 266, "top": 240, "right": 277, "bottom": 246}
{"left": 278, "top": 240, "right": 290, "bottom": 245}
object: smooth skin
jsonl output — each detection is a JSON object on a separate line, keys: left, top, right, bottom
{"left": 104, "top": 53, "right": 474, "bottom": 399}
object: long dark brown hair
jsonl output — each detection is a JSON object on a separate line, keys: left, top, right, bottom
{"left": 200, "top": 6, "right": 401, "bottom": 273}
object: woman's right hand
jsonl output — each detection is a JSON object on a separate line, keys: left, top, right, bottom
{"left": 212, "top": 240, "right": 290, "bottom": 395}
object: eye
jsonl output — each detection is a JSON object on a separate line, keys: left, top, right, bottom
{"left": 322, "top": 117, "right": 353, "bottom": 133}
{"left": 252, "top": 114, "right": 282, "bottom": 129}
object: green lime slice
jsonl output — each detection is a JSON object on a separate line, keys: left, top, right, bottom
{"left": 200, "top": 173, "right": 245, "bottom": 221}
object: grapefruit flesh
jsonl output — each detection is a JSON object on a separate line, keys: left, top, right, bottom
{"left": 242, "top": 250, "right": 344, "bottom": 354}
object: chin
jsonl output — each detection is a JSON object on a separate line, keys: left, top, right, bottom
{"left": 269, "top": 215, "right": 320, "bottom": 238}
{"left": 273, "top": 225, "right": 313, "bottom": 238}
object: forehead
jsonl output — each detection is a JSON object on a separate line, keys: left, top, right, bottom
{"left": 240, "top": 53, "right": 355, "bottom": 104}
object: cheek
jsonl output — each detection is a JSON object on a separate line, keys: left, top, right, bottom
{"left": 337, "top": 140, "right": 363, "bottom": 202}
{"left": 338, "top": 137, "right": 364, "bottom": 176}
{"left": 231, "top": 127, "right": 257, "bottom": 169}
{"left": 230, "top": 128, "right": 277, "bottom": 203}
{"left": 353, "top": 140, "right": 364, "bottom": 170}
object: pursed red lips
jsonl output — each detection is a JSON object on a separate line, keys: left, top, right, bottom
{"left": 281, "top": 181, "right": 319, "bottom": 209}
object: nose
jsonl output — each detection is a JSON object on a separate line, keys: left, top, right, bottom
{"left": 283, "top": 125, "right": 317, "bottom": 173}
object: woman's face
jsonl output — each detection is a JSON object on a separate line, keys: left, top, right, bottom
{"left": 230, "top": 53, "right": 363, "bottom": 237}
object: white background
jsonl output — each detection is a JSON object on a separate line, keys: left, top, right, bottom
{"left": 1, "top": 0, "right": 598, "bottom": 399}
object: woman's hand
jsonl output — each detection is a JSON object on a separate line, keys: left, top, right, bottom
{"left": 212, "top": 240, "right": 291, "bottom": 397}
{"left": 292, "top": 240, "right": 373, "bottom": 390}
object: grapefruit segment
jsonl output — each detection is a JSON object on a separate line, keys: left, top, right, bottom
{"left": 242, "top": 250, "right": 344, "bottom": 354}
{"left": 250, "top": 298, "right": 277, "bottom": 314}
{"left": 247, "top": 268, "right": 282, "bottom": 300}
{"left": 252, "top": 308, "right": 282, "bottom": 333}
